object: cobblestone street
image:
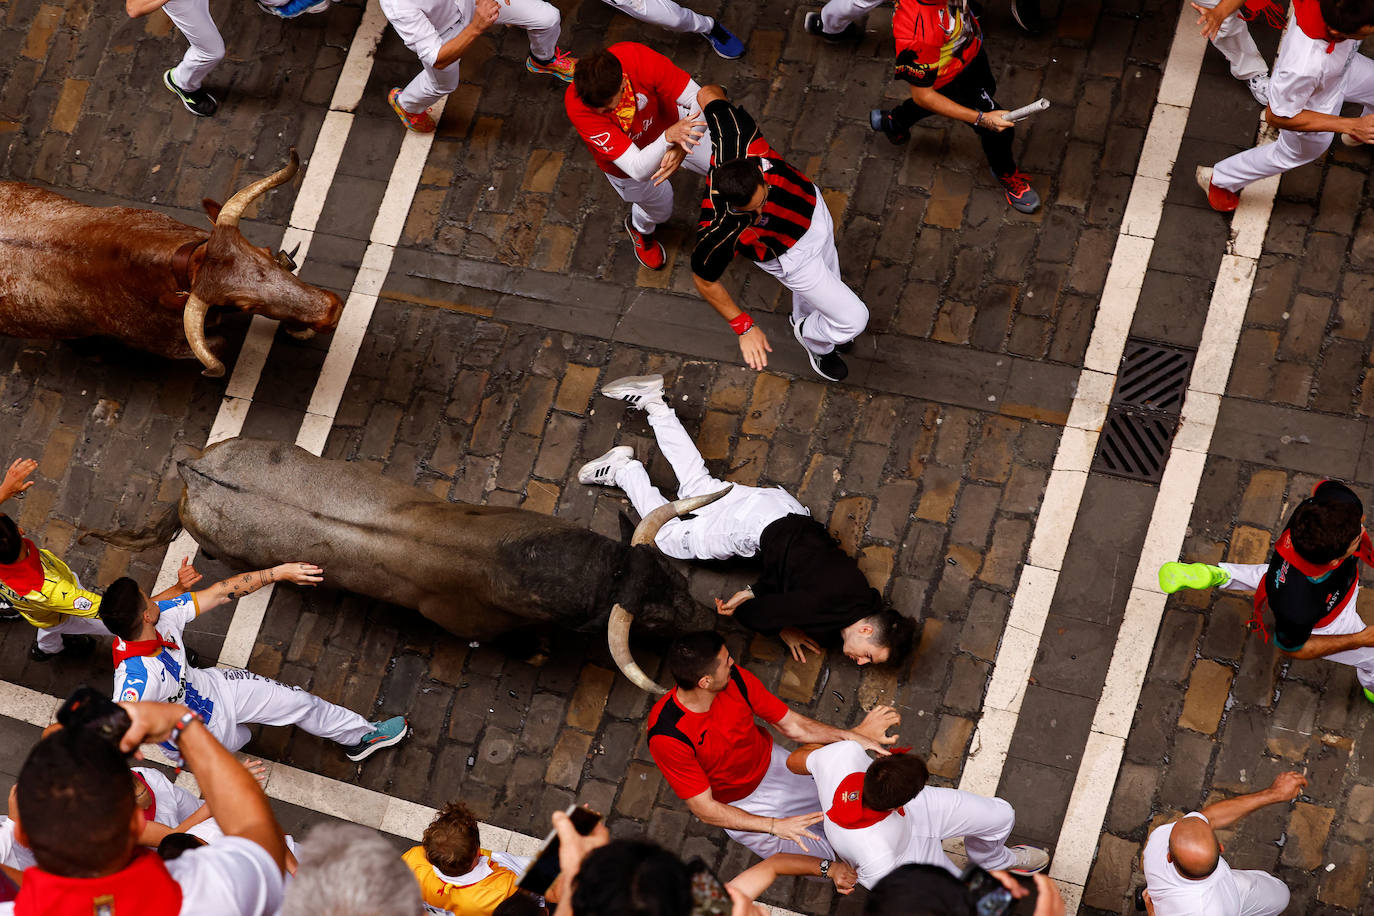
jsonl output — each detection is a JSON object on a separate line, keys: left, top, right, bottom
{"left": 3, "top": 0, "right": 1374, "bottom": 911}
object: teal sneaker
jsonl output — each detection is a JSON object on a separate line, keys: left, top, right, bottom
{"left": 343, "top": 716, "right": 410, "bottom": 761}
{"left": 1159, "top": 562, "right": 1230, "bottom": 593}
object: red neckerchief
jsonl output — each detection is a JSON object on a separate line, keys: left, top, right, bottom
{"left": 13, "top": 850, "right": 183, "bottom": 916}
{"left": 611, "top": 77, "right": 638, "bottom": 133}
{"left": 112, "top": 634, "right": 179, "bottom": 667}
{"left": 0, "top": 539, "right": 44, "bottom": 596}
{"left": 828, "top": 772, "right": 904, "bottom": 829}
{"left": 1240, "top": 0, "right": 1286, "bottom": 27}
{"left": 1293, "top": 0, "right": 1337, "bottom": 52}
{"left": 133, "top": 772, "right": 158, "bottom": 824}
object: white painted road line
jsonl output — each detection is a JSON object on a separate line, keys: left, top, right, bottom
{"left": 1051, "top": 145, "right": 1282, "bottom": 895}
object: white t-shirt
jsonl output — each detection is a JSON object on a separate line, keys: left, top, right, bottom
{"left": 1266, "top": 15, "right": 1360, "bottom": 120}
{"left": 0, "top": 837, "right": 284, "bottom": 916}
{"left": 0, "top": 818, "right": 35, "bottom": 872}
{"left": 379, "top": 0, "right": 475, "bottom": 69}
{"left": 112, "top": 594, "right": 232, "bottom": 756}
{"left": 1142, "top": 813, "right": 1243, "bottom": 916}
{"left": 134, "top": 767, "right": 203, "bottom": 830}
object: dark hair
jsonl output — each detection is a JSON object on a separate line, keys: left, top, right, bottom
{"left": 862, "top": 754, "right": 929, "bottom": 811}
{"left": 423, "top": 801, "right": 480, "bottom": 875}
{"left": 711, "top": 159, "right": 765, "bottom": 208}
{"left": 1319, "top": 0, "right": 1374, "bottom": 33}
{"left": 869, "top": 607, "right": 917, "bottom": 667}
{"left": 864, "top": 864, "right": 972, "bottom": 916}
{"left": 493, "top": 891, "right": 544, "bottom": 916}
{"left": 571, "top": 840, "right": 692, "bottom": 916}
{"left": 1288, "top": 481, "right": 1363, "bottom": 564}
{"left": 0, "top": 515, "right": 21, "bottom": 565}
{"left": 16, "top": 729, "right": 137, "bottom": 876}
{"left": 667, "top": 631, "right": 726, "bottom": 689}
{"left": 573, "top": 50, "right": 625, "bottom": 109}
{"left": 100, "top": 577, "right": 146, "bottom": 640}
{"left": 157, "top": 832, "right": 207, "bottom": 861}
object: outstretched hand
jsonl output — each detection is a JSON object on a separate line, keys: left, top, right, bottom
{"left": 273, "top": 562, "right": 324, "bottom": 586}
{"left": 0, "top": 458, "right": 37, "bottom": 500}
{"left": 1268, "top": 771, "right": 1307, "bottom": 802}
{"left": 716, "top": 589, "right": 753, "bottom": 615}
{"left": 1190, "top": 1, "right": 1226, "bottom": 38}
{"left": 779, "top": 627, "right": 821, "bottom": 663}
{"left": 739, "top": 326, "right": 771, "bottom": 370}
{"left": 175, "top": 557, "right": 203, "bottom": 591}
{"left": 851, "top": 704, "right": 901, "bottom": 754}
{"left": 768, "top": 812, "right": 823, "bottom": 852}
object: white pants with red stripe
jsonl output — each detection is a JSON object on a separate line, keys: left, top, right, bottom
{"left": 396, "top": 0, "right": 561, "bottom": 112}
{"left": 606, "top": 137, "right": 713, "bottom": 235}
{"left": 614, "top": 403, "right": 806, "bottom": 561}
{"left": 34, "top": 613, "right": 113, "bottom": 654}
{"left": 596, "top": 0, "right": 712, "bottom": 34}
{"left": 755, "top": 189, "right": 869, "bottom": 355}
{"left": 1212, "top": 54, "right": 1374, "bottom": 192}
{"left": 206, "top": 668, "right": 373, "bottom": 751}
{"left": 163, "top": 0, "right": 226, "bottom": 92}
{"left": 725, "top": 743, "right": 836, "bottom": 860}
{"left": 1221, "top": 564, "right": 1374, "bottom": 690}
{"left": 1194, "top": 0, "right": 1267, "bottom": 81}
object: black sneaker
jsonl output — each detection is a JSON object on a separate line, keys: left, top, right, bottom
{"left": 163, "top": 69, "right": 219, "bottom": 117}
{"left": 835, "top": 339, "right": 854, "bottom": 354}
{"left": 803, "top": 11, "right": 862, "bottom": 42}
{"left": 869, "top": 109, "right": 910, "bottom": 145}
{"left": 792, "top": 315, "right": 849, "bottom": 381}
{"left": 29, "top": 634, "right": 97, "bottom": 662}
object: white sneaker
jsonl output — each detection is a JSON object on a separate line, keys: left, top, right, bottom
{"left": 601, "top": 375, "right": 666, "bottom": 411}
{"left": 1195, "top": 165, "right": 1213, "bottom": 194}
{"left": 578, "top": 446, "right": 635, "bottom": 486}
{"left": 1246, "top": 73, "right": 1269, "bottom": 107}
{"left": 1007, "top": 845, "right": 1051, "bottom": 876}
{"left": 1342, "top": 132, "right": 1363, "bottom": 147}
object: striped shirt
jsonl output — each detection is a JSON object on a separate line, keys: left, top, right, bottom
{"left": 691, "top": 100, "right": 817, "bottom": 283}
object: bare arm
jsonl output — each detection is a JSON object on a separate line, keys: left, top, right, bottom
{"left": 126, "top": 0, "right": 170, "bottom": 17}
{"left": 1278, "top": 625, "right": 1374, "bottom": 660}
{"left": 1267, "top": 109, "right": 1374, "bottom": 142}
{"left": 119, "top": 703, "right": 288, "bottom": 871}
{"left": 774, "top": 706, "right": 901, "bottom": 755}
{"left": 908, "top": 85, "right": 1013, "bottom": 131}
{"left": 433, "top": 0, "right": 499, "bottom": 69}
{"left": 151, "top": 557, "right": 204, "bottom": 602}
{"left": 192, "top": 563, "right": 323, "bottom": 614}
{"left": 685, "top": 789, "right": 824, "bottom": 852}
{"left": 785, "top": 744, "right": 823, "bottom": 775}
{"left": 1199, "top": 772, "right": 1306, "bottom": 829}
{"left": 693, "top": 275, "right": 772, "bottom": 370}
{"left": 1190, "top": 0, "right": 1245, "bottom": 38}
{"left": 0, "top": 459, "right": 36, "bottom": 505}
{"left": 728, "top": 854, "right": 857, "bottom": 898}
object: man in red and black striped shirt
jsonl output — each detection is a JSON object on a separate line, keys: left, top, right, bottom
{"left": 691, "top": 85, "right": 868, "bottom": 382}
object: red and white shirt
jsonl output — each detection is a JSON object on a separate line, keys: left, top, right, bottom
{"left": 892, "top": 0, "right": 983, "bottom": 89}
{"left": 646, "top": 666, "right": 788, "bottom": 803}
{"left": 565, "top": 42, "right": 694, "bottom": 180}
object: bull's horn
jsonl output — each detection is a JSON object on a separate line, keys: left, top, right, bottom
{"left": 609, "top": 604, "right": 666, "bottom": 696}
{"left": 182, "top": 294, "right": 224, "bottom": 378}
{"left": 629, "top": 486, "right": 733, "bottom": 546}
{"left": 216, "top": 150, "right": 300, "bottom": 228}
{"left": 609, "top": 485, "right": 732, "bottom": 694}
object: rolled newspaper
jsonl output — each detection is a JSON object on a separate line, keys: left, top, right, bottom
{"left": 1006, "top": 98, "right": 1050, "bottom": 122}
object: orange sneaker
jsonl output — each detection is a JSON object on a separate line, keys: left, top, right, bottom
{"left": 526, "top": 48, "right": 576, "bottom": 83}
{"left": 1195, "top": 166, "right": 1238, "bottom": 212}
{"left": 388, "top": 87, "right": 436, "bottom": 133}
{"left": 625, "top": 217, "right": 666, "bottom": 270}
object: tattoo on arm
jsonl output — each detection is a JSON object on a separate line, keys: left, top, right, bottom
{"left": 223, "top": 570, "right": 272, "bottom": 600}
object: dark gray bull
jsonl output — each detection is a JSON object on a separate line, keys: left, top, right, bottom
{"left": 0, "top": 152, "right": 342, "bottom": 378}
{"left": 88, "top": 438, "right": 723, "bottom": 693}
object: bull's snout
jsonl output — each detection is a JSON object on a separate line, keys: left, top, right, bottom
{"left": 313, "top": 291, "right": 344, "bottom": 331}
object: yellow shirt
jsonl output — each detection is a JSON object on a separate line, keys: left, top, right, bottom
{"left": 404, "top": 847, "right": 522, "bottom": 916}
{"left": 0, "top": 547, "right": 103, "bottom": 628}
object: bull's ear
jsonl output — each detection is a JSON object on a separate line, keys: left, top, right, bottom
{"left": 202, "top": 198, "right": 222, "bottom": 224}
{"left": 618, "top": 511, "right": 636, "bottom": 545}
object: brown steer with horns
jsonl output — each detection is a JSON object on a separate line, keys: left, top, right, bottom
{"left": 84, "top": 438, "right": 725, "bottom": 692}
{"left": 0, "top": 152, "right": 341, "bottom": 377}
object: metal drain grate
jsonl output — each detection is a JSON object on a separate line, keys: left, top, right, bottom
{"left": 1092, "top": 339, "right": 1194, "bottom": 484}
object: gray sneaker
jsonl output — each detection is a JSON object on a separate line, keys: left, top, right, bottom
{"left": 578, "top": 446, "right": 635, "bottom": 486}
{"left": 601, "top": 375, "right": 666, "bottom": 411}
{"left": 1007, "top": 844, "right": 1051, "bottom": 876}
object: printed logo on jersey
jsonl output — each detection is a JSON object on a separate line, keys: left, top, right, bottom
{"left": 1276, "top": 561, "right": 1289, "bottom": 585}
{"left": 73, "top": 596, "right": 93, "bottom": 611}
{"left": 121, "top": 687, "right": 140, "bottom": 702}
{"left": 590, "top": 131, "right": 613, "bottom": 150}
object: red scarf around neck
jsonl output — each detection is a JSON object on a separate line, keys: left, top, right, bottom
{"left": 1293, "top": 0, "right": 1338, "bottom": 51}
{"left": 0, "top": 539, "right": 43, "bottom": 596}
{"left": 112, "top": 634, "right": 179, "bottom": 668}
{"left": 14, "top": 850, "right": 183, "bottom": 916}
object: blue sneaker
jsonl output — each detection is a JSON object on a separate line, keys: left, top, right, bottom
{"left": 706, "top": 22, "right": 745, "bottom": 59}
{"left": 343, "top": 716, "right": 410, "bottom": 761}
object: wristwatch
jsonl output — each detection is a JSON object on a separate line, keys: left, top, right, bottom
{"left": 819, "top": 859, "right": 831, "bottom": 879}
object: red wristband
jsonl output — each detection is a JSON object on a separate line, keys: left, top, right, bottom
{"left": 728, "top": 313, "right": 754, "bottom": 335}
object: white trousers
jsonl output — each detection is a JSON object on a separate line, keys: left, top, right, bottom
{"left": 756, "top": 191, "right": 869, "bottom": 355}
{"left": 398, "top": 0, "right": 560, "bottom": 111}
{"left": 726, "top": 743, "right": 836, "bottom": 860}
{"left": 596, "top": 0, "right": 712, "bottom": 34}
{"left": 208, "top": 668, "right": 372, "bottom": 751}
{"left": 1230, "top": 869, "right": 1290, "bottom": 916}
{"left": 616, "top": 404, "right": 806, "bottom": 561}
{"left": 817, "top": 0, "right": 883, "bottom": 33}
{"left": 908, "top": 787, "right": 1019, "bottom": 875}
{"left": 34, "top": 613, "right": 112, "bottom": 653}
{"left": 1194, "top": 0, "right": 1266, "bottom": 81}
{"left": 1213, "top": 54, "right": 1374, "bottom": 192}
{"left": 163, "top": 0, "right": 226, "bottom": 92}
{"left": 606, "top": 135, "right": 713, "bottom": 234}
{"left": 1221, "top": 564, "right": 1374, "bottom": 690}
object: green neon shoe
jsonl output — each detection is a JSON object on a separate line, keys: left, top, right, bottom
{"left": 1363, "top": 687, "right": 1374, "bottom": 705}
{"left": 1158, "top": 562, "right": 1230, "bottom": 594}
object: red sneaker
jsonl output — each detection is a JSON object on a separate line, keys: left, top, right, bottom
{"left": 625, "top": 217, "right": 666, "bottom": 270}
{"left": 1195, "top": 166, "right": 1238, "bottom": 212}
{"left": 388, "top": 87, "right": 435, "bottom": 133}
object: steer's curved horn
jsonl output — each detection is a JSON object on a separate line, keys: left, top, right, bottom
{"left": 182, "top": 294, "right": 224, "bottom": 378}
{"left": 216, "top": 149, "right": 300, "bottom": 228}
{"left": 609, "top": 485, "right": 733, "bottom": 694}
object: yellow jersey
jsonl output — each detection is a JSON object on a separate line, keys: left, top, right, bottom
{"left": 403, "top": 847, "right": 522, "bottom": 916}
{"left": 0, "top": 546, "right": 102, "bottom": 629}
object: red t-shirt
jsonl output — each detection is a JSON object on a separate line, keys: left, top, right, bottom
{"left": 646, "top": 666, "right": 788, "bottom": 803}
{"left": 565, "top": 41, "right": 691, "bottom": 180}
{"left": 892, "top": 0, "right": 983, "bottom": 89}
